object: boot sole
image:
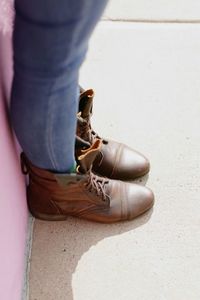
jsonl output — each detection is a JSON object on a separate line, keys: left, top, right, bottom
{"left": 28, "top": 201, "right": 154, "bottom": 223}
{"left": 31, "top": 211, "right": 69, "bottom": 221}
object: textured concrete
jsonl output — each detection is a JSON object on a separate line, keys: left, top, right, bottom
{"left": 22, "top": 216, "right": 34, "bottom": 300}
{"left": 104, "top": 0, "right": 200, "bottom": 21}
{"left": 29, "top": 21, "right": 200, "bottom": 300}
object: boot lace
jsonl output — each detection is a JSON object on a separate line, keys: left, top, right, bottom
{"left": 78, "top": 116, "right": 108, "bottom": 145}
{"left": 85, "top": 171, "right": 110, "bottom": 202}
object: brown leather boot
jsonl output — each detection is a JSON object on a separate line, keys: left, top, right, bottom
{"left": 77, "top": 88, "right": 150, "bottom": 180}
{"left": 21, "top": 139, "right": 154, "bottom": 223}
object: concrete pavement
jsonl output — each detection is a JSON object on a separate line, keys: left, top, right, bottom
{"left": 28, "top": 13, "right": 200, "bottom": 300}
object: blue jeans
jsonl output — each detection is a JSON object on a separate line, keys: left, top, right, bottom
{"left": 10, "top": 0, "right": 108, "bottom": 172}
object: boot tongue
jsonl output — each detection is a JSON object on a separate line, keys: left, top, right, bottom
{"left": 79, "top": 89, "right": 94, "bottom": 119}
{"left": 78, "top": 139, "right": 102, "bottom": 173}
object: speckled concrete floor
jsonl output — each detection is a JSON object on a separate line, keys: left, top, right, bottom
{"left": 29, "top": 21, "right": 200, "bottom": 300}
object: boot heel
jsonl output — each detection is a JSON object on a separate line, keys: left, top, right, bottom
{"left": 26, "top": 188, "right": 68, "bottom": 221}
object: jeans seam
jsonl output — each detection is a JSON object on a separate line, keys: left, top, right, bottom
{"left": 46, "top": 82, "right": 59, "bottom": 171}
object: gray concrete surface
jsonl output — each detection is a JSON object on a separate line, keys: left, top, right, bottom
{"left": 104, "top": 0, "right": 200, "bottom": 21}
{"left": 29, "top": 21, "right": 200, "bottom": 300}
{"left": 22, "top": 216, "right": 34, "bottom": 300}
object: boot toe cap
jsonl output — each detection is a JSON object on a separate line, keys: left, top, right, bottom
{"left": 126, "top": 184, "right": 154, "bottom": 220}
{"left": 118, "top": 145, "right": 150, "bottom": 180}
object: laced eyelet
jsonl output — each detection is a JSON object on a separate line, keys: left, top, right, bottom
{"left": 85, "top": 171, "right": 109, "bottom": 203}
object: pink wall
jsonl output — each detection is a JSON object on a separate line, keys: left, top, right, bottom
{"left": 0, "top": 2, "right": 28, "bottom": 299}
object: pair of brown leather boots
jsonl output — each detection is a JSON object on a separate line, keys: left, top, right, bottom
{"left": 21, "top": 89, "right": 154, "bottom": 223}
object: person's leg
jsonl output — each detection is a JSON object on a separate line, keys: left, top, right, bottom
{"left": 10, "top": 0, "right": 108, "bottom": 173}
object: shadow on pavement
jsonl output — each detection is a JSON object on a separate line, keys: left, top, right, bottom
{"left": 29, "top": 206, "right": 154, "bottom": 300}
